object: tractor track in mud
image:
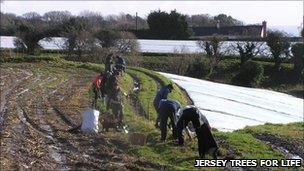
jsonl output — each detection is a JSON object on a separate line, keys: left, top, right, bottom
{"left": 0, "top": 68, "right": 33, "bottom": 132}
{"left": 126, "top": 72, "right": 150, "bottom": 119}
{"left": 253, "top": 134, "right": 304, "bottom": 162}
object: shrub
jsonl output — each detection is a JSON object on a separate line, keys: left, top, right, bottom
{"left": 186, "top": 57, "right": 210, "bottom": 78}
{"left": 124, "top": 54, "right": 142, "bottom": 67}
{"left": 197, "top": 36, "right": 224, "bottom": 77}
{"left": 291, "top": 43, "right": 304, "bottom": 74}
{"left": 231, "top": 61, "right": 264, "bottom": 87}
{"left": 95, "top": 29, "right": 120, "bottom": 48}
{"left": 266, "top": 31, "right": 290, "bottom": 71}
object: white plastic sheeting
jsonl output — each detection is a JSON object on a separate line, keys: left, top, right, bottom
{"left": 1, "top": 36, "right": 273, "bottom": 55}
{"left": 160, "top": 72, "right": 303, "bottom": 132}
{"left": 81, "top": 109, "right": 100, "bottom": 133}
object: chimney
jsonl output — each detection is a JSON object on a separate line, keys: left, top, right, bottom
{"left": 262, "top": 21, "right": 267, "bottom": 38}
{"left": 216, "top": 20, "right": 220, "bottom": 29}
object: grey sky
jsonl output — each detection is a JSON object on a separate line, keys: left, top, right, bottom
{"left": 1, "top": 1, "right": 303, "bottom": 27}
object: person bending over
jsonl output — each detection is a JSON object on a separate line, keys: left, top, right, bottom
{"left": 176, "top": 105, "right": 218, "bottom": 159}
{"left": 158, "top": 99, "right": 180, "bottom": 141}
{"left": 153, "top": 83, "right": 174, "bottom": 128}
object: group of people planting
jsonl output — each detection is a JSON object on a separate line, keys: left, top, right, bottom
{"left": 92, "top": 54, "right": 218, "bottom": 159}
{"left": 154, "top": 84, "right": 218, "bottom": 159}
{"left": 92, "top": 53, "right": 126, "bottom": 128}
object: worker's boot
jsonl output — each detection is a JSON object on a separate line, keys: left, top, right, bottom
{"left": 212, "top": 147, "right": 219, "bottom": 159}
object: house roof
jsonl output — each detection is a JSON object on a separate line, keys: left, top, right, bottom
{"left": 192, "top": 25, "right": 263, "bottom": 37}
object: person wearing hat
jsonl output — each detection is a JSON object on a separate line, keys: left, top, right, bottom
{"left": 153, "top": 83, "right": 174, "bottom": 128}
{"left": 176, "top": 105, "right": 218, "bottom": 159}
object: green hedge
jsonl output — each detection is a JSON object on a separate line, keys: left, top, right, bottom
{"left": 231, "top": 61, "right": 264, "bottom": 87}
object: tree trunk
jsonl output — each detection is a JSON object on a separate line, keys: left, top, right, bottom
{"left": 274, "top": 56, "right": 282, "bottom": 71}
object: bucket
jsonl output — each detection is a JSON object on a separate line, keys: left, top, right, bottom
{"left": 128, "top": 132, "right": 147, "bottom": 145}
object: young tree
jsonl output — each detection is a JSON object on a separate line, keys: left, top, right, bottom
{"left": 197, "top": 36, "right": 223, "bottom": 77}
{"left": 266, "top": 31, "right": 291, "bottom": 71}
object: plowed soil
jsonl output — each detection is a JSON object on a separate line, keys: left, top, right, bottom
{"left": 0, "top": 62, "right": 151, "bottom": 170}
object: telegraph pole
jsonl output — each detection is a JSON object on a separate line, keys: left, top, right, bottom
{"left": 135, "top": 12, "right": 138, "bottom": 30}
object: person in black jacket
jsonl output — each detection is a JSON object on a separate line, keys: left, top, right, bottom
{"left": 106, "top": 69, "right": 120, "bottom": 110}
{"left": 108, "top": 84, "right": 124, "bottom": 127}
{"left": 115, "top": 55, "right": 126, "bottom": 73}
{"left": 158, "top": 99, "right": 180, "bottom": 141}
{"left": 176, "top": 105, "right": 218, "bottom": 159}
{"left": 105, "top": 54, "right": 113, "bottom": 73}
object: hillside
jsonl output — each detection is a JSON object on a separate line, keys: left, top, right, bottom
{"left": 0, "top": 55, "right": 303, "bottom": 170}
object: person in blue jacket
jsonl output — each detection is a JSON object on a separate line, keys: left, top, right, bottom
{"left": 158, "top": 99, "right": 180, "bottom": 141}
{"left": 176, "top": 105, "right": 218, "bottom": 159}
{"left": 153, "top": 83, "right": 174, "bottom": 128}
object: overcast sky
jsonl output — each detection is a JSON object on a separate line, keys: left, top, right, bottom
{"left": 1, "top": 1, "right": 303, "bottom": 30}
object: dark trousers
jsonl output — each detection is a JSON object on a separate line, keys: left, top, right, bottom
{"left": 196, "top": 123, "right": 218, "bottom": 158}
{"left": 159, "top": 105, "right": 177, "bottom": 141}
{"left": 110, "top": 101, "right": 124, "bottom": 125}
{"left": 153, "top": 100, "right": 160, "bottom": 125}
{"left": 92, "top": 86, "right": 100, "bottom": 108}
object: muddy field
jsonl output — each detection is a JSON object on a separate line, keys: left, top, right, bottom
{"left": 0, "top": 62, "right": 152, "bottom": 170}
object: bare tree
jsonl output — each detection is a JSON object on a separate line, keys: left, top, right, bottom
{"left": 233, "top": 42, "right": 266, "bottom": 66}
{"left": 197, "top": 36, "right": 224, "bottom": 77}
{"left": 61, "top": 17, "right": 96, "bottom": 57}
{"left": 22, "top": 12, "right": 41, "bottom": 20}
{"left": 43, "top": 11, "right": 72, "bottom": 26}
{"left": 78, "top": 11, "right": 104, "bottom": 32}
{"left": 116, "top": 31, "right": 139, "bottom": 54}
{"left": 168, "top": 46, "right": 196, "bottom": 75}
